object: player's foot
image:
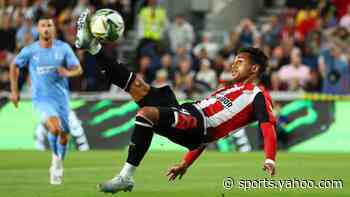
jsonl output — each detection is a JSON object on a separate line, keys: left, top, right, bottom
{"left": 49, "top": 166, "right": 63, "bottom": 185}
{"left": 75, "top": 9, "right": 101, "bottom": 55}
{"left": 98, "top": 175, "right": 134, "bottom": 194}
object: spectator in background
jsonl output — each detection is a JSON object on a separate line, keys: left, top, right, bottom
{"left": 318, "top": 44, "right": 350, "bottom": 94}
{"left": 168, "top": 14, "right": 195, "bottom": 53}
{"left": 45, "top": 1, "right": 57, "bottom": 19}
{"left": 0, "top": 68, "right": 10, "bottom": 91}
{"left": 222, "top": 31, "right": 239, "bottom": 56}
{"left": 152, "top": 69, "right": 171, "bottom": 87}
{"left": 212, "top": 52, "right": 227, "bottom": 76}
{"left": 193, "top": 32, "right": 219, "bottom": 60}
{"left": 57, "top": 8, "right": 76, "bottom": 45}
{"left": 326, "top": 26, "right": 350, "bottom": 54}
{"left": 0, "top": 51, "right": 9, "bottom": 91}
{"left": 269, "top": 72, "right": 284, "bottom": 91}
{"left": 173, "top": 46, "right": 191, "bottom": 70}
{"left": 278, "top": 48, "right": 311, "bottom": 90}
{"left": 192, "top": 47, "right": 210, "bottom": 72}
{"left": 174, "top": 58, "right": 194, "bottom": 97}
{"left": 16, "top": 15, "right": 38, "bottom": 50}
{"left": 137, "top": 0, "right": 168, "bottom": 42}
{"left": 304, "top": 69, "right": 322, "bottom": 92}
{"left": 331, "top": 0, "right": 350, "bottom": 20}
{"left": 14, "top": 12, "right": 26, "bottom": 28}
{"left": 218, "top": 59, "right": 233, "bottom": 86}
{"left": 302, "top": 44, "right": 318, "bottom": 70}
{"left": 195, "top": 59, "right": 217, "bottom": 90}
{"left": 137, "top": 55, "right": 154, "bottom": 83}
{"left": 269, "top": 46, "right": 289, "bottom": 71}
{"left": 0, "top": 1, "right": 5, "bottom": 15}
{"left": 8, "top": 0, "right": 29, "bottom": 25}
{"left": 261, "top": 15, "right": 281, "bottom": 48}
{"left": 138, "top": 37, "right": 162, "bottom": 69}
{"left": 318, "top": 0, "right": 338, "bottom": 28}
{"left": 73, "top": 0, "right": 90, "bottom": 18}
{"left": 339, "top": 4, "right": 350, "bottom": 30}
{"left": 160, "top": 53, "right": 175, "bottom": 81}
{"left": 262, "top": 47, "right": 288, "bottom": 91}
{"left": 22, "top": 30, "right": 35, "bottom": 46}
{"left": 252, "top": 34, "right": 264, "bottom": 49}
{"left": 82, "top": 51, "right": 103, "bottom": 91}
{"left": 304, "top": 28, "right": 322, "bottom": 56}
{"left": 136, "top": 0, "right": 168, "bottom": 63}
{"left": 295, "top": 8, "right": 319, "bottom": 41}
{"left": 280, "top": 16, "right": 295, "bottom": 41}
{"left": 26, "top": 0, "right": 48, "bottom": 22}
{"left": 0, "top": 14, "right": 16, "bottom": 52}
{"left": 235, "top": 18, "right": 260, "bottom": 47}
{"left": 281, "top": 36, "right": 295, "bottom": 60}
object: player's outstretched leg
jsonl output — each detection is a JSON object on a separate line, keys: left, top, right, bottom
{"left": 46, "top": 117, "right": 65, "bottom": 185}
{"left": 75, "top": 9, "right": 179, "bottom": 108}
{"left": 76, "top": 10, "right": 147, "bottom": 101}
{"left": 75, "top": 9, "right": 147, "bottom": 100}
{"left": 98, "top": 106, "right": 167, "bottom": 194}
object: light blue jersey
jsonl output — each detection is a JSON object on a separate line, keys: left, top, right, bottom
{"left": 15, "top": 40, "right": 80, "bottom": 132}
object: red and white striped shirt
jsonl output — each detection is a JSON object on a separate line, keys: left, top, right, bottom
{"left": 194, "top": 82, "right": 276, "bottom": 141}
{"left": 182, "top": 82, "right": 277, "bottom": 166}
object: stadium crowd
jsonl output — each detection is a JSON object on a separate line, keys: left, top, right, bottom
{"left": 0, "top": 0, "right": 350, "bottom": 97}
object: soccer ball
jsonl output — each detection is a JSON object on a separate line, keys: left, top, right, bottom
{"left": 90, "top": 8, "right": 125, "bottom": 42}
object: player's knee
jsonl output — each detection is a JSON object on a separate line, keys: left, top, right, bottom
{"left": 46, "top": 117, "right": 62, "bottom": 135}
{"left": 136, "top": 107, "right": 159, "bottom": 126}
{"left": 46, "top": 123, "right": 60, "bottom": 135}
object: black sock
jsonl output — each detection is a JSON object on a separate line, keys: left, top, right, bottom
{"left": 126, "top": 116, "right": 154, "bottom": 166}
{"left": 95, "top": 48, "right": 135, "bottom": 91}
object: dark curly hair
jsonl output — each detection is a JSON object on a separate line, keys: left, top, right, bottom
{"left": 238, "top": 47, "right": 268, "bottom": 77}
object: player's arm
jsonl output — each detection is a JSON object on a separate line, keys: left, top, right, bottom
{"left": 9, "top": 63, "right": 20, "bottom": 108}
{"left": 57, "top": 64, "right": 83, "bottom": 77}
{"left": 253, "top": 92, "right": 277, "bottom": 176}
{"left": 9, "top": 47, "right": 30, "bottom": 108}
{"left": 166, "top": 145, "right": 206, "bottom": 181}
{"left": 58, "top": 43, "right": 83, "bottom": 77}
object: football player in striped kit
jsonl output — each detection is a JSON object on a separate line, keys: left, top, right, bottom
{"left": 75, "top": 10, "right": 277, "bottom": 194}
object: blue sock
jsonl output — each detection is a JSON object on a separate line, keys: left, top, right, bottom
{"left": 57, "top": 136, "right": 67, "bottom": 160}
{"left": 47, "top": 132, "right": 58, "bottom": 156}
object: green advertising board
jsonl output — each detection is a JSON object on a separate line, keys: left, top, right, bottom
{"left": 0, "top": 99, "right": 349, "bottom": 152}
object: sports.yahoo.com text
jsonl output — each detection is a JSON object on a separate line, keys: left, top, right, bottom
{"left": 222, "top": 177, "right": 344, "bottom": 191}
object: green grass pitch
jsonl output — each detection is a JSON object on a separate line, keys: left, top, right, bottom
{"left": 0, "top": 151, "right": 348, "bottom": 197}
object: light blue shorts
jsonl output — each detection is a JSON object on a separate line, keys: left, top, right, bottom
{"left": 33, "top": 100, "right": 70, "bottom": 133}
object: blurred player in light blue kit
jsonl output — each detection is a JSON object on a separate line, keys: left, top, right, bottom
{"left": 9, "top": 15, "right": 83, "bottom": 185}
